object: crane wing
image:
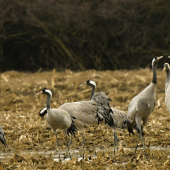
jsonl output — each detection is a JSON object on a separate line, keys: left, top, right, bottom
{"left": 59, "top": 100, "right": 114, "bottom": 127}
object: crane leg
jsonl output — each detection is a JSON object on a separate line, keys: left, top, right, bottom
{"left": 134, "top": 126, "right": 148, "bottom": 159}
{"left": 81, "top": 132, "right": 85, "bottom": 159}
{"left": 54, "top": 130, "right": 60, "bottom": 160}
{"left": 140, "top": 130, "right": 148, "bottom": 159}
{"left": 65, "top": 133, "right": 72, "bottom": 160}
{"left": 113, "top": 130, "right": 119, "bottom": 155}
{"left": 68, "top": 135, "right": 72, "bottom": 146}
{"left": 135, "top": 134, "right": 140, "bottom": 154}
{"left": 115, "top": 132, "right": 119, "bottom": 151}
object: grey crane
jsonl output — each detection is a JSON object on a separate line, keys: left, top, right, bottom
{"left": 79, "top": 79, "right": 129, "bottom": 154}
{"left": 35, "top": 88, "right": 77, "bottom": 159}
{"left": 163, "top": 60, "right": 170, "bottom": 112}
{"left": 0, "top": 126, "right": 6, "bottom": 147}
{"left": 58, "top": 92, "right": 114, "bottom": 158}
{"left": 127, "top": 56, "right": 163, "bottom": 158}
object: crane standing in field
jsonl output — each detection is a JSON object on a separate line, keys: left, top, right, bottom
{"left": 163, "top": 57, "right": 170, "bottom": 113}
{"left": 79, "top": 79, "right": 129, "bottom": 155}
{"left": 35, "top": 88, "right": 77, "bottom": 159}
{"left": 58, "top": 94, "right": 114, "bottom": 158}
{"left": 127, "top": 56, "right": 163, "bottom": 158}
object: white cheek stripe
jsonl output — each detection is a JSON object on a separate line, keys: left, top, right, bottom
{"left": 40, "top": 107, "right": 47, "bottom": 114}
{"left": 90, "top": 80, "right": 96, "bottom": 87}
{"left": 45, "top": 89, "right": 52, "bottom": 97}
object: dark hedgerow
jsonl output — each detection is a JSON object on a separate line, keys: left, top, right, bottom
{"left": 0, "top": 0, "right": 169, "bottom": 71}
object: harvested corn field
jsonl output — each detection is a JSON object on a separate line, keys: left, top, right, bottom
{"left": 0, "top": 68, "right": 170, "bottom": 169}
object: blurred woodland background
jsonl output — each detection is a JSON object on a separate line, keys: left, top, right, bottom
{"left": 0, "top": 0, "right": 170, "bottom": 71}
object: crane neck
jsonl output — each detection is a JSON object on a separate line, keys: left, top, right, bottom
{"left": 166, "top": 69, "right": 170, "bottom": 82}
{"left": 46, "top": 94, "right": 51, "bottom": 109}
{"left": 165, "top": 69, "right": 170, "bottom": 92}
{"left": 90, "top": 85, "right": 96, "bottom": 100}
{"left": 152, "top": 62, "right": 158, "bottom": 84}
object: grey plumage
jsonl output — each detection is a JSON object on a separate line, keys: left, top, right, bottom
{"left": 0, "top": 126, "right": 6, "bottom": 147}
{"left": 38, "top": 86, "right": 113, "bottom": 159}
{"left": 79, "top": 80, "right": 113, "bottom": 125}
{"left": 80, "top": 80, "right": 128, "bottom": 129}
{"left": 59, "top": 100, "right": 112, "bottom": 130}
{"left": 58, "top": 83, "right": 113, "bottom": 158}
{"left": 79, "top": 79, "right": 129, "bottom": 154}
{"left": 36, "top": 88, "right": 77, "bottom": 159}
{"left": 93, "top": 93, "right": 128, "bottom": 129}
{"left": 79, "top": 80, "right": 128, "bottom": 129}
{"left": 92, "top": 91, "right": 112, "bottom": 110}
{"left": 46, "top": 108, "right": 77, "bottom": 135}
{"left": 39, "top": 107, "right": 77, "bottom": 136}
{"left": 37, "top": 88, "right": 113, "bottom": 158}
{"left": 93, "top": 93, "right": 129, "bottom": 134}
{"left": 58, "top": 97, "right": 113, "bottom": 158}
{"left": 127, "top": 56, "right": 163, "bottom": 158}
{"left": 110, "top": 108, "right": 127, "bottom": 129}
{"left": 109, "top": 108, "right": 128, "bottom": 154}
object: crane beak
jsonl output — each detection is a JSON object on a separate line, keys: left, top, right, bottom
{"left": 35, "top": 91, "right": 42, "bottom": 96}
{"left": 79, "top": 82, "right": 86, "bottom": 87}
{"left": 158, "top": 56, "right": 163, "bottom": 60}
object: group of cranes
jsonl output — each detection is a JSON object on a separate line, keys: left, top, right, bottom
{"left": 0, "top": 55, "right": 166, "bottom": 160}
{"left": 35, "top": 56, "right": 168, "bottom": 160}
{"left": 1, "top": 56, "right": 170, "bottom": 161}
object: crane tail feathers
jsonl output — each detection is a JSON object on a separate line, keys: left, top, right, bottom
{"left": 96, "top": 107, "right": 115, "bottom": 127}
{"left": 67, "top": 123, "right": 78, "bottom": 137}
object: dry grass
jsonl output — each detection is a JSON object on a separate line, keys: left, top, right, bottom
{"left": 0, "top": 68, "right": 170, "bottom": 169}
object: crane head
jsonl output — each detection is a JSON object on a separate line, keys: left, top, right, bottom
{"left": 79, "top": 79, "right": 96, "bottom": 87}
{"left": 35, "top": 88, "right": 52, "bottom": 97}
{"left": 163, "top": 63, "right": 170, "bottom": 71}
{"left": 151, "top": 56, "right": 163, "bottom": 67}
